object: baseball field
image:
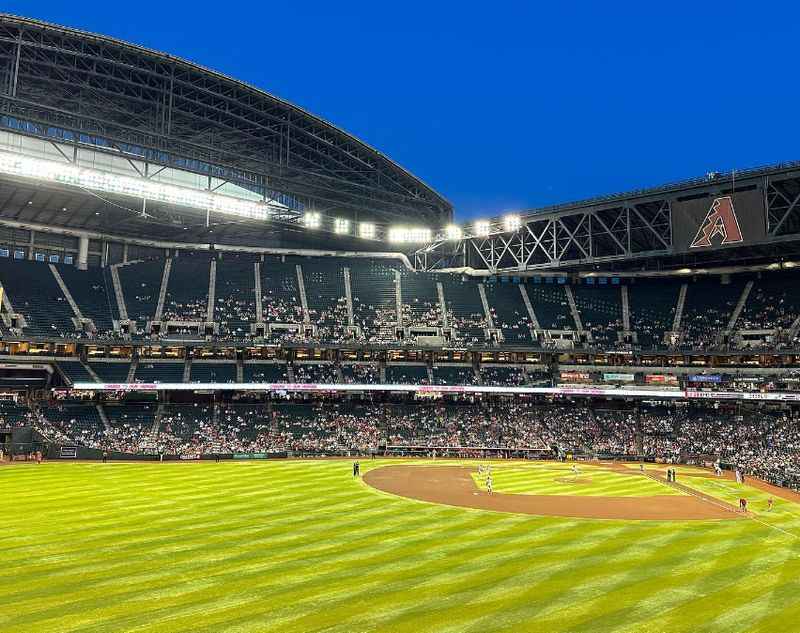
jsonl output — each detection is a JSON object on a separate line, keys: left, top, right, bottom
{"left": 3, "top": 459, "right": 800, "bottom": 632}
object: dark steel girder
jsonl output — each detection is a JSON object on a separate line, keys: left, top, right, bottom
{"left": 0, "top": 15, "right": 451, "bottom": 226}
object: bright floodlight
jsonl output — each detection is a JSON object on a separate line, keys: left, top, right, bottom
{"left": 359, "top": 222, "right": 376, "bottom": 239}
{"left": 388, "top": 227, "right": 409, "bottom": 243}
{"left": 504, "top": 214, "right": 521, "bottom": 232}
{"left": 0, "top": 150, "right": 273, "bottom": 222}
{"left": 475, "top": 220, "right": 491, "bottom": 237}
{"left": 334, "top": 218, "right": 350, "bottom": 234}
{"left": 445, "top": 224, "right": 463, "bottom": 240}
{"left": 410, "top": 228, "right": 431, "bottom": 242}
{"left": 304, "top": 212, "right": 321, "bottom": 229}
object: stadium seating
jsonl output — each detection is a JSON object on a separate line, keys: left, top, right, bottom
{"left": 385, "top": 364, "right": 428, "bottom": 384}
{"left": 0, "top": 253, "right": 797, "bottom": 353}
{"left": 349, "top": 259, "right": 401, "bottom": 343}
{"left": 341, "top": 363, "right": 380, "bottom": 384}
{"left": 189, "top": 362, "right": 237, "bottom": 383}
{"left": 0, "top": 258, "right": 76, "bottom": 337}
{"left": 57, "top": 264, "right": 118, "bottom": 336}
{"left": 242, "top": 362, "right": 288, "bottom": 383}
{"left": 261, "top": 256, "right": 303, "bottom": 328}
{"left": 483, "top": 282, "right": 533, "bottom": 344}
{"left": 57, "top": 360, "right": 94, "bottom": 384}
{"left": 299, "top": 258, "right": 350, "bottom": 343}
{"left": 572, "top": 283, "right": 622, "bottom": 347}
{"left": 681, "top": 278, "right": 746, "bottom": 348}
{"left": 431, "top": 365, "right": 477, "bottom": 385}
{"left": 134, "top": 361, "right": 185, "bottom": 383}
{"left": 739, "top": 271, "right": 800, "bottom": 332}
{"left": 88, "top": 361, "right": 132, "bottom": 383}
{"left": 399, "top": 270, "right": 442, "bottom": 329}
{"left": 215, "top": 253, "right": 258, "bottom": 339}
{"left": 440, "top": 277, "right": 486, "bottom": 344}
{"left": 0, "top": 399, "right": 34, "bottom": 428}
{"left": 41, "top": 403, "right": 105, "bottom": 447}
{"left": 627, "top": 279, "right": 682, "bottom": 349}
{"left": 293, "top": 363, "right": 338, "bottom": 383}
{"left": 163, "top": 254, "right": 211, "bottom": 322}
{"left": 117, "top": 260, "right": 165, "bottom": 329}
{"left": 480, "top": 365, "right": 526, "bottom": 386}
{"left": 525, "top": 283, "right": 573, "bottom": 330}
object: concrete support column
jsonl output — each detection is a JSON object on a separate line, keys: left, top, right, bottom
{"left": 77, "top": 235, "right": 89, "bottom": 270}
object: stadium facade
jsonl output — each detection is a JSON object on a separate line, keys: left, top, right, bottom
{"left": 0, "top": 15, "right": 797, "bottom": 492}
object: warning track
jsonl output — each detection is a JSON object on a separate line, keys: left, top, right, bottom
{"left": 363, "top": 465, "right": 744, "bottom": 521}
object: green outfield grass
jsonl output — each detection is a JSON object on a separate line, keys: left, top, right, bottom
{"left": 2, "top": 459, "right": 800, "bottom": 633}
{"left": 469, "top": 462, "right": 685, "bottom": 497}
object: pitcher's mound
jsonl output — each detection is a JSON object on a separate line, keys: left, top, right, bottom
{"left": 554, "top": 476, "right": 593, "bottom": 485}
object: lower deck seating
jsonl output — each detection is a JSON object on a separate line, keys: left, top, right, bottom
{"left": 293, "top": 363, "right": 338, "bottom": 383}
{"left": 431, "top": 365, "right": 477, "bottom": 385}
{"left": 135, "top": 362, "right": 185, "bottom": 383}
{"left": 480, "top": 365, "right": 526, "bottom": 386}
{"left": 341, "top": 364, "right": 380, "bottom": 384}
{"left": 0, "top": 400, "right": 34, "bottom": 427}
{"left": 88, "top": 362, "right": 132, "bottom": 383}
{"left": 190, "top": 363, "right": 237, "bottom": 383}
{"left": 57, "top": 361, "right": 94, "bottom": 384}
{"left": 243, "top": 363, "right": 288, "bottom": 383}
{"left": 41, "top": 403, "right": 105, "bottom": 447}
{"left": 385, "top": 365, "right": 428, "bottom": 384}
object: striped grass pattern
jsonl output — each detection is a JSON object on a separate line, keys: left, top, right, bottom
{"left": 2, "top": 459, "right": 800, "bottom": 632}
{"left": 470, "top": 463, "right": 685, "bottom": 497}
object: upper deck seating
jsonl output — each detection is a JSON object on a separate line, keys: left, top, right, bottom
{"left": 215, "top": 253, "right": 258, "bottom": 339}
{"left": 526, "top": 282, "right": 573, "bottom": 330}
{"left": 385, "top": 364, "right": 428, "bottom": 384}
{"left": 0, "top": 259, "right": 76, "bottom": 337}
{"left": 484, "top": 282, "right": 533, "bottom": 344}
{"left": 573, "top": 283, "right": 623, "bottom": 347}
{"left": 117, "top": 259, "right": 165, "bottom": 329}
{"left": 162, "top": 254, "right": 211, "bottom": 322}
{"left": 681, "top": 278, "right": 746, "bottom": 348}
{"left": 440, "top": 277, "right": 486, "bottom": 345}
{"left": 58, "top": 265, "right": 117, "bottom": 336}
{"left": 628, "top": 279, "right": 682, "bottom": 349}
{"left": 349, "top": 258, "right": 400, "bottom": 343}
{"left": 299, "top": 258, "right": 350, "bottom": 343}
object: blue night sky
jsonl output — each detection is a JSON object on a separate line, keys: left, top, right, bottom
{"left": 6, "top": 1, "right": 800, "bottom": 221}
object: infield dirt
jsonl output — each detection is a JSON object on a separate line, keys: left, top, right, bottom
{"left": 364, "top": 464, "right": 746, "bottom": 520}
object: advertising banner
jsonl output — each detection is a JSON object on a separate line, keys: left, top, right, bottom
{"left": 645, "top": 374, "right": 679, "bottom": 386}
{"left": 603, "top": 373, "right": 635, "bottom": 382}
{"left": 688, "top": 374, "right": 722, "bottom": 383}
{"left": 560, "top": 371, "right": 591, "bottom": 382}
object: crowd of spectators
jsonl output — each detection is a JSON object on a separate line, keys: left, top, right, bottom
{"left": 5, "top": 391, "right": 800, "bottom": 489}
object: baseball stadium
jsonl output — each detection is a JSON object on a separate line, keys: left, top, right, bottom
{"left": 2, "top": 13, "right": 800, "bottom": 633}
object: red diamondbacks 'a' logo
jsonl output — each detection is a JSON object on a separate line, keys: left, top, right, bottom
{"left": 689, "top": 196, "right": 744, "bottom": 248}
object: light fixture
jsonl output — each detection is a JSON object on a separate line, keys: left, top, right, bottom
{"left": 303, "top": 212, "right": 321, "bottom": 229}
{"left": 475, "top": 220, "right": 491, "bottom": 237}
{"left": 504, "top": 214, "right": 521, "bottom": 232}
{"left": 334, "top": 218, "right": 350, "bottom": 234}
{"left": 0, "top": 150, "right": 274, "bottom": 222}
{"left": 388, "top": 227, "right": 408, "bottom": 243}
{"left": 358, "top": 222, "right": 375, "bottom": 239}
{"left": 409, "top": 227, "right": 431, "bottom": 242}
{"left": 444, "top": 224, "right": 463, "bottom": 240}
